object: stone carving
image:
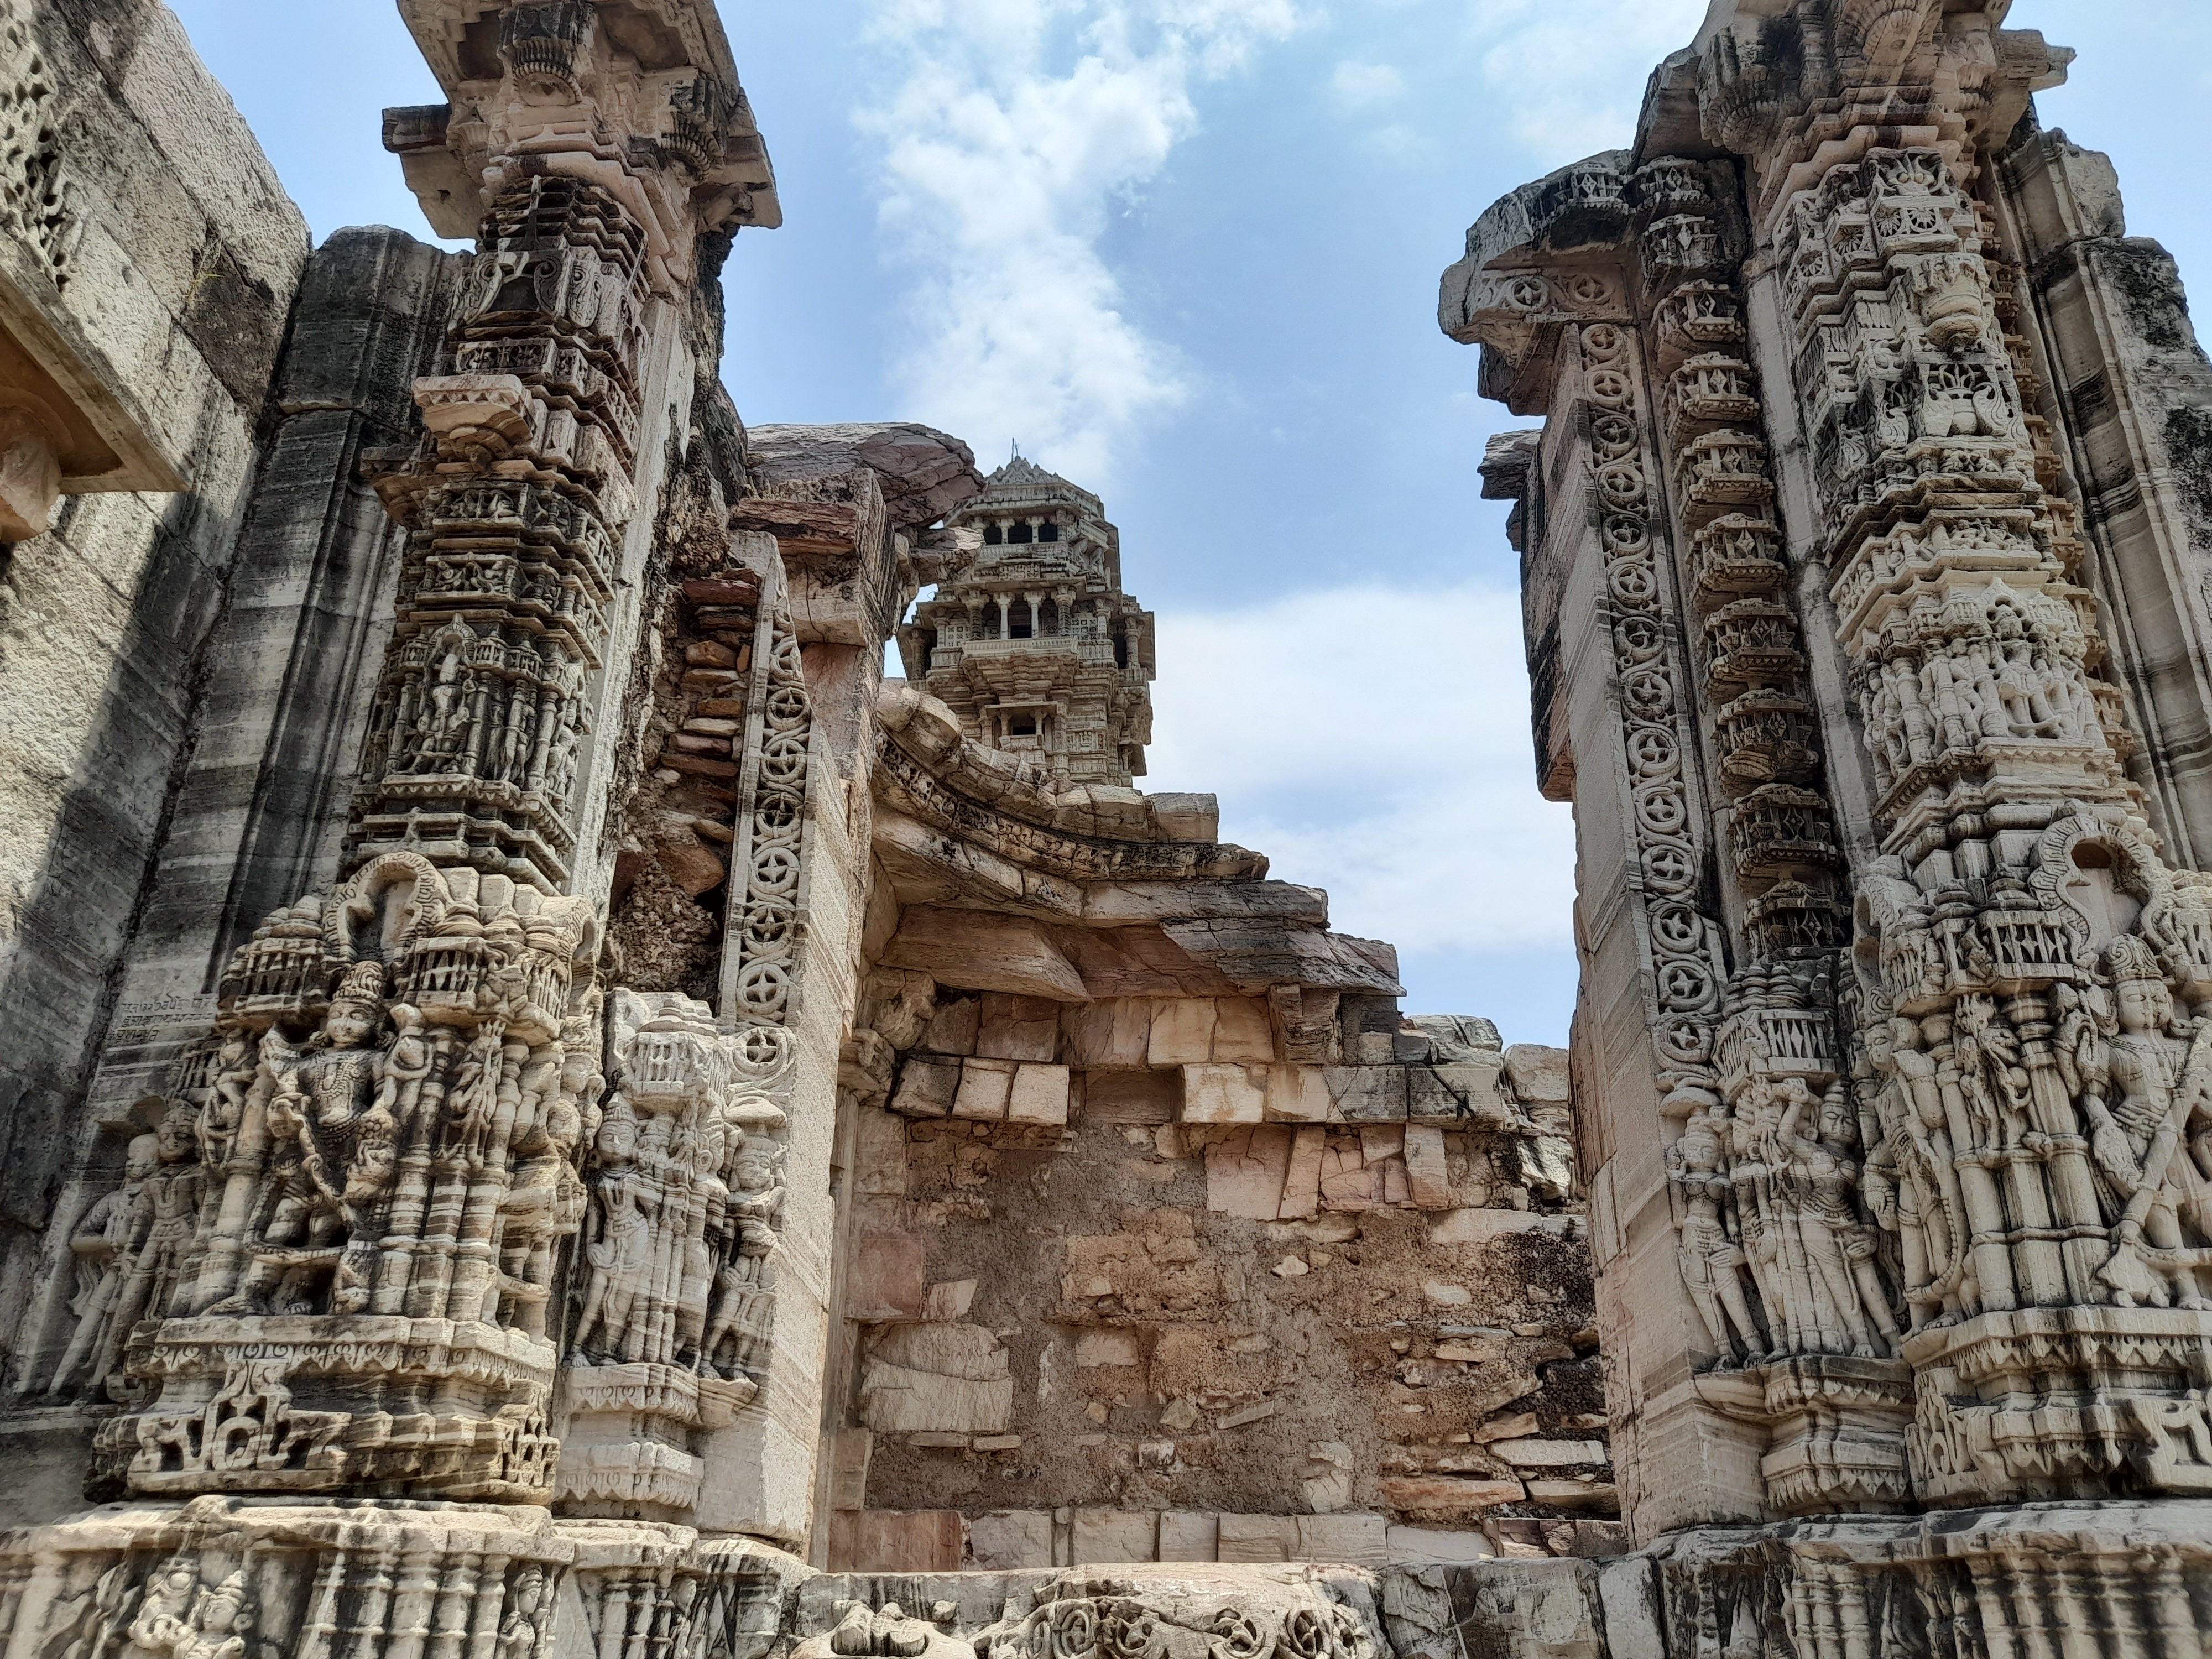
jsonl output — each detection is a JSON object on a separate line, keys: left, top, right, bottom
{"left": 66, "top": 855, "right": 598, "bottom": 1500}
{"left": 1448, "top": 0, "right": 2212, "bottom": 1572}
{"left": 898, "top": 458, "right": 1156, "bottom": 790}
{"left": 719, "top": 595, "right": 815, "bottom": 1026}
{"left": 0, "top": 0, "right": 71, "bottom": 285}
{"left": 556, "top": 989, "right": 789, "bottom": 1519}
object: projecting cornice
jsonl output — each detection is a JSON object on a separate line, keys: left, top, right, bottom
{"left": 384, "top": 0, "right": 779, "bottom": 291}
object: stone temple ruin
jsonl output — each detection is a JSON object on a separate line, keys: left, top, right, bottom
{"left": 0, "top": 0, "right": 2207, "bottom": 1655}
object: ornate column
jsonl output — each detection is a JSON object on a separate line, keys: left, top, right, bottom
{"left": 6, "top": 0, "right": 779, "bottom": 1515}
{"left": 1444, "top": 0, "right": 2212, "bottom": 1533}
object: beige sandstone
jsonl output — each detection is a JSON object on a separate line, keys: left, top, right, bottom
{"left": 3, "top": 1, "right": 2200, "bottom": 1657}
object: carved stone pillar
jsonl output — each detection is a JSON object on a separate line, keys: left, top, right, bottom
{"left": 1446, "top": 0, "right": 2212, "bottom": 1532}
{"left": 1, "top": 0, "right": 782, "bottom": 1517}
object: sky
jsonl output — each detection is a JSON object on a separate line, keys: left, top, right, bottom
{"left": 167, "top": 0, "right": 2210, "bottom": 1046}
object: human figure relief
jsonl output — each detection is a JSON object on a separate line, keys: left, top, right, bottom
{"left": 499, "top": 1040, "right": 593, "bottom": 1338}
{"left": 445, "top": 1019, "right": 510, "bottom": 1172}
{"left": 210, "top": 966, "right": 392, "bottom": 1316}
{"left": 1667, "top": 1092, "right": 1766, "bottom": 1365}
{"left": 1777, "top": 1082, "right": 1901, "bottom": 1357}
{"left": 122, "top": 1561, "right": 253, "bottom": 1659}
{"left": 61, "top": 1104, "right": 212, "bottom": 1382}
{"left": 495, "top": 1567, "right": 552, "bottom": 1659}
{"left": 196, "top": 1032, "right": 255, "bottom": 1170}
{"left": 573, "top": 1100, "right": 658, "bottom": 1361}
{"left": 46, "top": 1130, "right": 158, "bottom": 1398}
{"left": 2085, "top": 937, "right": 2212, "bottom": 1309}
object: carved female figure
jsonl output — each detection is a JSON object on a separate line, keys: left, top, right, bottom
{"left": 2087, "top": 937, "right": 2212, "bottom": 1308}
{"left": 1667, "top": 1098, "right": 1765, "bottom": 1364}
{"left": 573, "top": 1102, "right": 659, "bottom": 1361}
{"left": 212, "top": 972, "right": 388, "bottom": 1316}
{"left": 1782, "top": 1084, "right": 1902, "bottom": 1357}
{"left": 46, "top": 1130, "right": 159, "bottom": 1397}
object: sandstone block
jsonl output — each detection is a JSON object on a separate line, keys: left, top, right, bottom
{"left": 1204, "top": 1126, "right": 1293, "bottom": 1219}
{"left": 1327, "top": 1066, "right": 1407, "bottom": 1120}
{"left": 1212, "top": 997, "right": 1275, "bottom": 1060}
{"left": 848, "top": 1234, "right": 926, "bottom": 1322}
{"left": 1158, "top": 1511, "right": 1218, "bottom": 1562}
{"left": 925, "top": 997, "right": 982, "bottom": 1056}
{"left": 1007, "top": 1062, "right": 1071, "bottom": 1125}
{"left": 1525, "top": 1480, "right": 1618, "bottom": 1511}
{"left": 1076, "top": 1330, "right": 1144, "bottom": 1368}
{"left": 1408, "top": 1061, "right": 1514, "bottom": 1123}
{"left": 832, "top": 1510, "right": 963, "bottom": 1573}
{"left": 889, "top": 1057, "right": 961, "bottom": 1117}
{"left": 1065, "top": 999, "right": 1152, "bottom": 1066}
{"left": 1503, "top": 1043, "right": 1569, "bottom": 1106}
{"left": 1277, "top": 1125, "right": 1327, "bottom": 1219}
{"left": 966, "top": 1510, "right": 1055, "bottom": 1569}
{"left": 1472, "top": 1410, "right": 1540, "bottom": 1442}
{"left": 1150, "top": 1000, "right": 1218, "bottom": 1064}
{"left": 1377, "top": 1476, "right": 1527, "bottom": 1513}
{"left": 922, "top": 1280, "right": 977, "bottom": 1321}
{"left": 1147, "top": 792, "right": 1220, "bottom": 840}
{"left": 1072, "top": 1508, "right": 1159, "bottom": 1564}
{"left": 1216, "top": 1514, "right": 1297, "bottom": 1562}
{"left": 1385, "top": 1525, "right": 1498, "bottom": 1564}
{"left": 1295, "top": 1514, "right": 1387, "bottom": 1567}
{"left": 829, "top": 1430, "right": 871, "bottom": 1511}
{"left": 1265, "top": 1064, "right": 1332, "bottom": 1122}
{"left": 881, "top": 906, "right": 1090, "bottom": 1001}
{"left": 952, "top": 1057, "right": 1017, "bottom": 1120}
{"left": 1436, "top": 1334, "right": 1513, "bottom": 1366}
{"left": 977, "top": 993, "right": 1063, "bottom": 1060}
{"left": 857, "top": 1323, "right": 1013, "bottom": 1433}
{"left": 1403, "top": 1125, "right": 1451, "bottom": 1208}
{"left": 1183, "top": 1063, "right": 1266, "bottom": 1123}
{"left": 1493, "top": 1438, "right": 1608, "bottom": 1468}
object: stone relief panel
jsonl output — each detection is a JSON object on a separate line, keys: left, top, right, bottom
{"left": 1768, "top": 142, "right": 2212, "bottom": 1505}
{"left": 555, "top": 988, "right": 790, "bottom": 1519}
{"left": 60, "top": 854, "right": 601, "bottom": 1502}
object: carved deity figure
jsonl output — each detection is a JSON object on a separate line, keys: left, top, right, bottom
{"left": 122, "top": 1560, "right": 253, "bottom": 1659}
{"left": 2085, "top": 937, "right": 2212, "bottom": 1308}
{"left": 211, "top": 966, "right": 395, "bottom": 1316}
{"left": 46, "top": 1130, "right": 159, "bottom": 1399}
{"left": 495, "top": 1566, "right": 551, "bottom": 1659}
{"left": 705, "top": 1140, "right": 785, "bottom": 1377}
{"left": 1668, "top": 1093, "right": 1765, "bottom": 1365}
{"left": 1776, "top": 1083, "right": 1901, "bottom": 1357}
{"left": 573, "top": 1100, "right": 658, "bottom": 1361}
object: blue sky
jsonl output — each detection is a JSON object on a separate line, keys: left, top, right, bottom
{"left": 168, "top": 1, "right": 2209, "bottom": 1045}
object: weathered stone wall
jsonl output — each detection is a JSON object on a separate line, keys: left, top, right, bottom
{"left": 0, "top": 0, "right": 307, "bottom": 1374}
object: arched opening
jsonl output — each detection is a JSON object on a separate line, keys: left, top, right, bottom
{"left": 1008, "top": 599, "right": 1034, "bottom": 640}
{"left": 1039, "top": 520, "right": 1060, "bottom": 542}
{"left": 980, "top": 602, "right": 1002, "bottom": 638}
{"left": 983, "top": 523, "right": 1003, "bottom": 546}
{"left": 1040, "top": 598, "right": 1060, "bottom": 637}
{"left": 1008, "top": 714, "right": 1037, "bottom": 737}
{"left": 1009, "top": 520, "right": 1034, "bottom": 544}
{"left": 1112, "top": 628, "right": 1129, "bottom": 669}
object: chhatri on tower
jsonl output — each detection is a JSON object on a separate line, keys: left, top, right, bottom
{"left": 897, "top": 456, "right": 1157, "bottom": 790}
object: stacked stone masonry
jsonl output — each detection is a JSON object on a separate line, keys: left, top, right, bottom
{"left": 0, "top": 1, "right": 2206, "bottom": 1657}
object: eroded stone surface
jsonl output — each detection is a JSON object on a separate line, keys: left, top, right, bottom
{"left": 2, "top": 0, "right": 2205, "bottom": 1653}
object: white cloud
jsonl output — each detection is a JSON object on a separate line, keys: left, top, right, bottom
{"left": 1143, "top": 581, "right": 1576, "bottom": 956}
{"left": 859, "top": 0, "right": 1303, "bottom": 482}
{"left": 1468, "top": 0, "right": 1709, "bottom": 163}
{"left": 1331, "top": 59, "right": 1404, "bottom": 107}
